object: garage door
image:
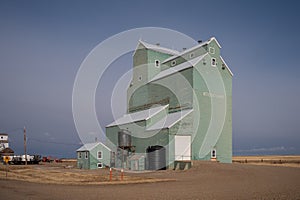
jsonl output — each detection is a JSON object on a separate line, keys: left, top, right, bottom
{"left": 175, "top": 135, "right": 191, "bottom": 161}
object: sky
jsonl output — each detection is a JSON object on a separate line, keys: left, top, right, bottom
{"left": 0, "top": 0, "right": 300, "bottom": 157}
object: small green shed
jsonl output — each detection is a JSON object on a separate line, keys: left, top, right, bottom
{"left": 76, "top": 142, "right": 111, "bottom": 169}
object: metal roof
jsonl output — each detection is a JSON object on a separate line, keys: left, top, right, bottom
{"left": 76, "top": 142, "right": 111, "bottom": 152}
{"left": 106, "top": 105, "right": 168, "bottom": 127}
{"left": 138, "top": 40, "right": 180, "bottom": 56}
{"left": 135, "top": 38, "right": 233, "bottom": 78}
{"left": 150, "top": 53, "right": 207, "bottom": 82}
{"left": 147, "top": 109, "right": 193, "bottom": 131}
{"left": 162, "top": 37, "right": 221, "bottom": 64}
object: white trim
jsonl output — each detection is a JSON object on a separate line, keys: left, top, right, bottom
{"left": 163, "top": 37, "right": 222, "bottom": 64}
{"left": 97, "top": 162, "right": 103, "bottom": 168}
{"left": 209, "top": 37, "right": 222, "bottom": 48}
{"left": 147, "top": 109, "right": 193, "bottom": 131}
{"left": 78, "top": 152, "right": 82, "bottom": 159}
{"left": 150, "top": 53, "right": 207, "bottom": 82}
{"left": 85, "top": 151, "right": 88, "bottom": 159}
{"left": 132, "top": 41, "right": 143, "bottom": 57}
{"left": 106, "top": 105, "right": 168, "bottom": 127}
{"left": 211, "top": 58, "right": 217, "bottom": 67}
{"left": 97, "top": 151, "right": 103, "bottom": 159}
{"left": 211, "top": 148, "right": 217, "bottom": 159}
{"left": 163, "top": 43, "right": 206, "bottom": 64}
{"left": 77, "top": 143, "right": 98, "bottom": 151}
{"left": 171, "top": 60, "right": 176, "bottom": 66}
{"left": 77, "top": 142, "right": 111, "bottom": 152}
{"left": 167, "top": 109, "right": 193, "bottom": 128}
{"left": 100, "top": 143, "right": 112, "bottom": 152}
{"left": 155, "top": 60, "right": 160, "bottom": 68}
{"left": 135, "top": 40, "right": 180, "bottom": 56}
{"left": 219, "top": 56, "right": 233, "bottom": 76}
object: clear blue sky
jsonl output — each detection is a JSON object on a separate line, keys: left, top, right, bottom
{"left": 0, "top": 0, "right": 299, "bottom": 157}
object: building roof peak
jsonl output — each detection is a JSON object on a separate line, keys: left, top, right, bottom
{"left": 136, "top": 40, "right": 180, "bottom": 56}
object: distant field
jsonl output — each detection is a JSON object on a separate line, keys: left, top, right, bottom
{"left": 233, "top": 155, "right": 300, "bottom": 168}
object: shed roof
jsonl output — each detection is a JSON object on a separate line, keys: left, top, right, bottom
{"left": 106, "top": 105, "right": 168, "bottom": 127}
{"left": 0, "top": 147, "right": 14, "bottom": 154}
{"left": 147, "top": 109, "right": 193, "bottom": 131}
{"left": 150, "top": 53, "right": 207, "bottom": 82}
{"left": 76, "top": 142, "right": 111, "bottom": 152}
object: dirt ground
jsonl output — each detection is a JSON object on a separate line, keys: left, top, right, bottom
{"left": 0, "top": 159, "right": 300, "bottom": 200}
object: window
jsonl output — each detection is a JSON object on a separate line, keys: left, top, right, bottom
{"left": 138, "top": 76, "right": 142, "bottom": 81}
{"left": 171, "top": 60, "right": 176, "bottom": 66}
{"left": 97, "top": 162, "right": 103, "bottom": 168}
{"left": 211, "top": 58, "right": 217, "bottom": 67}
{"left": 155, "top": 60, "right": 160, "bottom": 67}
{"left": 97, "top": 151, "right": 103, "bottom": 159}
{"left": 85, "top": 151, "right": 88, "bottom": 159}
{"left": 222, "top": 64, "right": 226, "bottom": 70}
{"left": 211, "top": 149, "right": 216, "bottom": 158}
{"left": 78, "top": 152, "right": 82, "bottom": 159}
{"left": 190, "top": 52, "right": 194, "bottom": 58}
{"left": 209, "top": 47, "right": 215, "bottom": 54}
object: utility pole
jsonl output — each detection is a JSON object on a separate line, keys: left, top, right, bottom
{"left": 24, "top": 126, "right": 27, "bottom": 165}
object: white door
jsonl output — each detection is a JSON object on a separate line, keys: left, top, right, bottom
{"left": 175, "top": 135, "right": 191, "bottom": 161}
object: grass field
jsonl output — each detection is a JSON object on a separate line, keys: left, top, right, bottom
{"left": 0, "top": 162, "right": 173, "bottom": 185}
{"left": 233, "top": 155, "right": 300, "bottom": 168}
{"left": 0, "top": 155, "right": 299, "bottom": 185}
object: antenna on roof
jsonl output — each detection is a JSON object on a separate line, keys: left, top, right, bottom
{"left": 183, "top": 47, "right": 187, "bottom": 51}
{"left": 198, "top": 40, "right": 202, "bottom": 44}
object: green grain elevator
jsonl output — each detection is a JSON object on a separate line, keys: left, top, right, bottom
{"left": 106, "top": 37, "right": 233, "bottom": 170}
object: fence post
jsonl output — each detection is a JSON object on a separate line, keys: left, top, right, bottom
{"left": 109, "top": 168, "right": 112, "bottom": 181}
{"left": 121, "top": 169, "right": 124, "bottom": 181}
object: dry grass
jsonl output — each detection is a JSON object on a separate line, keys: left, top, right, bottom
{"left": 233, "top": 155, "right": 300, "bottom": 168}
{"left": 0, "top": 163, "right": 173, "bottom": 185}
{"left": 1, "top": 155, "right": 299, "bottom": 186}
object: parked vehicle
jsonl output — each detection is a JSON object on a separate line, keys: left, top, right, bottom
{"left": 3, "top": 155, "right": 41, "bottom": 165}
{"left": 42, "top": 156, "right": 55, "bottom": 162}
